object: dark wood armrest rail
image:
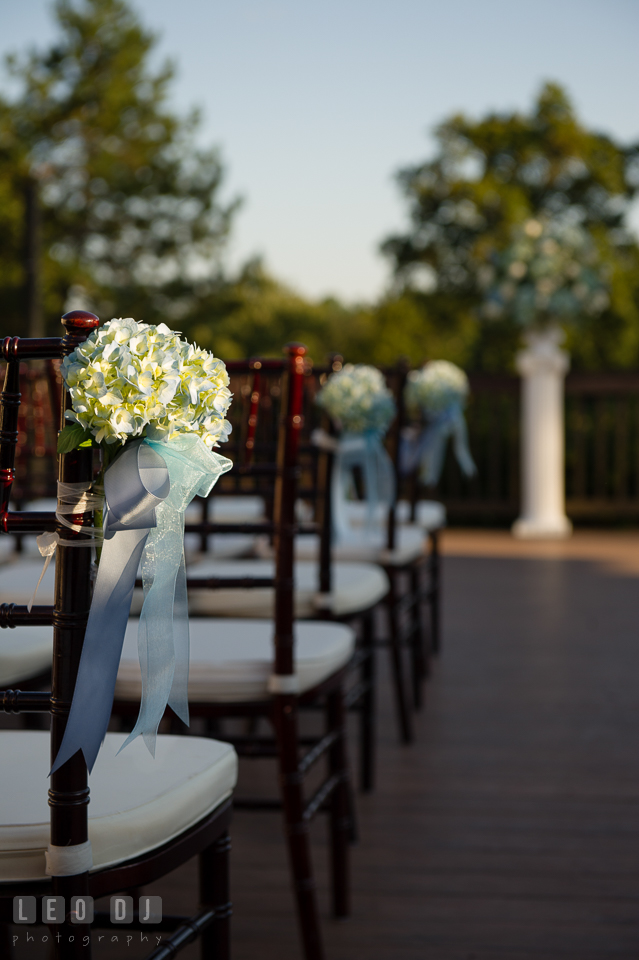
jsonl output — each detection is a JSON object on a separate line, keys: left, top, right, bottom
{"left": 0, "top": 603, "right": 54, "bottom": 627}
{"left": 1, "top": 510, "right": 57, "bottom": 533}
{"left": 1, "top": 336, "right": 64, "bottom": 361}
{"left": 0, "top": 690, "right": 51, "bottom": 713}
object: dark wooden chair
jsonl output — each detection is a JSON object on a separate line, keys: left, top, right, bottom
{"left": 290, "top": 359, "right": 429, "bottom": 744}
{"left": 115, "top": 345, "right": 355, "bottom": 960}
{"left": 0, "top": 311, "right": 236, "bottom": 960}
{"left": 173, "top": 351, "right": 384, "bottom": 794}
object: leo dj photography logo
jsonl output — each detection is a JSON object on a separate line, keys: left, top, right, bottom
{"left": 12, "top": 896, "right": 164, "bottom": 949}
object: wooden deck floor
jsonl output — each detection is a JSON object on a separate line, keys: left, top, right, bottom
{"left": 11, "top": 532, "right": 639, "bottom": 958}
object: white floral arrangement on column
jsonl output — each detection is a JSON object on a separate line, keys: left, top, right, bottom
{"left": 479, "top": 216, "right": 609, "bottom": 328}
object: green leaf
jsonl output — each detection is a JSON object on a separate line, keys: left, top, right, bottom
{"left": 57, "top": 423, "right": 92, "bottom": 454}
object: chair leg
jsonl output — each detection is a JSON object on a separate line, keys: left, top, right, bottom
{"left": 429, "top": 530, "right": 442, "bottom": 654}
{"left": 327, "top": 689, "right": 351, "bottom": 918}
{"left": 359, "top": 609, "right": 376, "bottom": 792}
{"left": 273, "top": 695, "right": 325, "bottom": 960}
{"left": 0, "top": 924, "right": 14, "bottom": 960}
{"left": 199, "top": 830, "right": 232, "bottom": 960}
{"left": 409, "top": 561, "right": 428, "bottom": 710}
{"left": 386, "top": 569, "right": 413, "bottom": 744}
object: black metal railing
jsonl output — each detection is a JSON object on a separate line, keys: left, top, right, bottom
{"left": 428, "top": 371, "right": 639, "bottom": 525}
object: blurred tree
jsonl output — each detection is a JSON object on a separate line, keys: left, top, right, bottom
{"left": 185, "top": 259, "right": 345, "bottom": 361}
{"left": 381, "top": 83, "right": 639, "bottom": 370}
{"left": 0, "top": 0, "right": 237, "bottom": 335}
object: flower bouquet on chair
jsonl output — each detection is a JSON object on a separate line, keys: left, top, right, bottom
{"left": 316, "top": 363, "right": 396, "bottom": 546}
{"left": 402, "top": 360, "right": 476, "bottom": 487}
{"left": 50, "top": 317, "right": 233, "bottom": 773}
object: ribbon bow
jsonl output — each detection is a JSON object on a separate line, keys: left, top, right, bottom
{"left": 52, "top": 434, "right": 231, "bottom": 774}
{"left": 400, "top": 402, "right": 476, "bottom": 486}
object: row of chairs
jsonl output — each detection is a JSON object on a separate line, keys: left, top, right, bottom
{"left": 0, "top": 316, "right": 445, "bottom": 959}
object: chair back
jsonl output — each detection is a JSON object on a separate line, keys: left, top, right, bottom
{"left": 186, "top": 344, "right": 308, "bottom": 680}
{"left": 0, "top": 310, "right": 100, "bottom": 905}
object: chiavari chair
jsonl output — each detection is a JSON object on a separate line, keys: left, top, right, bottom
{"left": 114, "top": 344, "right": 356, "bottom": 960}
{"left": 171, "top": 350, "right": 387, "bottom": 794}
{"left": 0, "top": 311, "right": 237, "bottom": 960}
{"left": 281, "top": 358, "right": 428, "bottom": 744}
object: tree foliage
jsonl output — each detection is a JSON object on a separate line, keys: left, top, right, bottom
{"left": 382, "top": 83, "right": 639, "bottom": 369}
{"left": 0, "top": 0, "right": 237, "bottom": 335}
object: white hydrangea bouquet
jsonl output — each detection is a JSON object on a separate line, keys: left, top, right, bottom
{"left": 405, "top": 360, "right": 469, "bottom": 417}
{"left": 316, "top": 363, "right": 395, "bottom": 434}
{"left": 480, "top": 216, "right": 609, "bottom": 328}
{"left": 51, "top": 317, "right": 234, "bottom": 775}
{"left": 58, "top": 317, "right": 232, "bottom": 455}
{"left": 402, "top": 360, "right": 476, "bottom": 487}
{"left": 316, "top": 363, "right": 396, "bottom": 543}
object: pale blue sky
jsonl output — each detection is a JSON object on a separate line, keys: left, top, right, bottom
{"left": 2, "top": 0, "right": 638, "bottom": 302}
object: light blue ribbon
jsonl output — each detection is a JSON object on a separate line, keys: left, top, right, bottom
{"left": 400, "top": 402, "right": 476, "bottom": 486}
{"left": 332, "top": 430, "right": 395, "bottom": 544}
{"left": 51, "top": 434, "right": 231, "bottom": 774}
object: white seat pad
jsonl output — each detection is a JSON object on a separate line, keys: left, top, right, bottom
{"left": 116, "top": 618, "right": 356, "bottom": 703}
{"left": 396, "top": 499, "right": 446, "bottom": 530}
{"left": 0, "top": 625, "right": 52, "bottom": 686}
{"left": 257, "top": 525, "right": 426, "bottom": 567}
{"left": 185, "top": 496, "right": 265, "bottom": 523}
{"left": 184, "top": 532, "right": 257, "bottom": 560}
{"left": 0, "top": 559, "right": 56, "bottom": 607}
{"left": 0, "top": 731, "right": 237, "bottom": 882}
{"left": 177, "top": 559, "right": 388, "bottom": 618}
{"left": 0, "top": 537, "right": 18, "bottom": 565}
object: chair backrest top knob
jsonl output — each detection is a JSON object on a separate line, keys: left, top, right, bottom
{"left": 61, "top": 310, "right": 100, "bottom": 331}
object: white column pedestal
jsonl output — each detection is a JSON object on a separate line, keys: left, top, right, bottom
{"left": 512, "top": 327, "right": 572, "bottom": 539}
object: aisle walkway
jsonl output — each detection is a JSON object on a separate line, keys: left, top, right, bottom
{"left": 13, "top": 532, "right": 639, "bottom": 958}
{"left": 140, "top": 532, "right": 639, "bottom": 959}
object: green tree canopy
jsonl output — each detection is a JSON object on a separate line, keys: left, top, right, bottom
{"left": 0, "top": 0, "right": 237, "bottom": 335}
{"left": 381, "top": 83, "right": 639, "bottom": 369}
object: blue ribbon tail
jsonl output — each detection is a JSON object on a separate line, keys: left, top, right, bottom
{"left": 451, "top": 407, "right": 477, "bottom": 478}
{"left": 50, "top": 435, "right": 232, "bottom": 775}
{"left": 120, "top": 435, "right": 231, "bottom": 758}
{"left": 50, "top": 527, "right": 149, "bottom": 774}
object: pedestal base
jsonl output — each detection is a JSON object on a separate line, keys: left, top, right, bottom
{"left": 511, "top": 516, "right": 572, "bottom": 540}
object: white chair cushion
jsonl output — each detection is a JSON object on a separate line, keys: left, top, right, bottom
{"left": 396, "top": 499, "right": 446, "bottom": 530}
{"left": 185, "top": 496, "right": 265, "bottom": 523}
{"left": 175, "top": 559, "right": 388, "bottom": 618}
{"left": 0, "top": 537, "right": 18, "bottom": 565}
{"left": 336, "top": 500, "right": 445, "bottom": 531}
{"left": 184, "top": 532, "right": 257, "bottom": 559}
{"left": 0, "top": 559, "right": 55, "bottom": 607}
{"left": 116, "top": 618, "right": 356, "bottom": 703}
{"left": 256, "top": 525, "right": 426, "bottom": 567}
{"left": 0, "top": 731, "right": 237, "bottom": 882}
{"left": 0, "top": 554, "right": 386, "bottom": 619}
{"left": 0, "top": 625, "right": 52, "bottom": 686}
